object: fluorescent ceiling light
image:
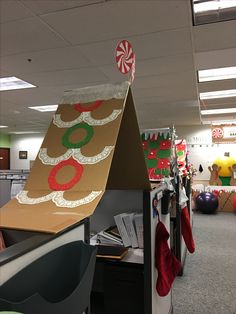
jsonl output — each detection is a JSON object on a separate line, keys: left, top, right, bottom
{"left": 198, "top": 66, "right": 236, "bottom": 82}
{"left": 200, "top": 89, "right": 236, "bottom": 99}
{"left": 0, "top": 76, "right": 36, "bottom": 91}
{"left": 9, "top": 131, "right": 41, "bottom": 134}
{"left": 202, "top": 120, "right": 236, "bottom": 125}
{"left": 28, "top": 105, "right": 58, "bottom": 112}
{"left": 0, "top": 125, "right": 8, "bottom": 128}
{"left": 201, "top": 108, "right": 236, "bottom": 115}
{"left": 194, "top": 0, "right": 236, "bottom": 13}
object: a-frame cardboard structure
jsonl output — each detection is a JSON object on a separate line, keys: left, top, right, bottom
{"left": 0, "top": 82, "right": 150, "bottom": 234}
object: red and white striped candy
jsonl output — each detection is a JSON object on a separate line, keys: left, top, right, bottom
{"left": 116, "top": 40, "right": 134, "bottom": 74}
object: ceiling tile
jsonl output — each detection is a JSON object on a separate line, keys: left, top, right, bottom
{"left": 41, "top": 1, "right": 190, "bottom": 45}
{"left": 0, "top": 17, "right": 69, "bottom": 57}
{"left": 136, "top": 54, "right": 195, "bottom": 77}
{"left": 78, "top": 28, "right": 193, "bottom": 67}
{"left": 195, "top": 48, "right": 236, "bottom": 70}
{"left": 194, "top": 20, "right": 236, "bottom": 52}
{"left": 1, "top": 46, "right": 92, "bottom": 74}
{"left": 21, "top": 0, "right": 102, "bottom": 15}
{"left": 20, "top": 67, "right": 108, "bottom": 87}
{"left": 0, "top": 0, "right": 33, "bottom": 23}
{"left": 198, "top": 79, "right": 236, "bottom": 93}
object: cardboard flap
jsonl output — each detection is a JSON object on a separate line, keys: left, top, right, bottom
{"left": 0, "top": 191, "right": 104, "bottom": 233}
{"left": 107, "top": 89, "right": 150, "bottom": 190}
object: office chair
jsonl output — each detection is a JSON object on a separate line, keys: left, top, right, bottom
{"left": 0, "top": 241, "right": 97, "bottom": 314}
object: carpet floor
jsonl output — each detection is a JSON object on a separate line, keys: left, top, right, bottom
{"left": 172, "top": 212, "right": 236, "bottom": 314}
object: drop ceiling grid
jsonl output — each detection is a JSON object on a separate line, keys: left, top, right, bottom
{"left": 40, "top": 1, "right": 190, "bottom": 46}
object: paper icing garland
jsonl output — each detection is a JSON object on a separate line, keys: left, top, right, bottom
{"left": 48, "top": 158, "right": 83, "bottom": 191}
{"left": 60, "top": 81, "right": 129, "bottom": 105}
{"left": 39, "top": 146, "right": 114, "bottom": 165}
{"left": 74, "top": 100, "right": 102, "bottom": 112}
{"left": 53, "top": 110, "right": 122, "bottom": 128}
{"left": 62, "top": 123, "right": 93, "bottom": 149}
{"left": 16, "top": 190, "right": 103, "bottom": 208}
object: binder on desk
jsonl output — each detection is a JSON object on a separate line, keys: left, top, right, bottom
{"left": 122, "top": 213, "right": 138, "bottom": 248}
{"left": 96, "top": 244, "right": 128, "bottom": 260}
{"left": 114, "top": 214, "right": 131, "bottom": 247}
{"left": 134, "top": 213, "right": 143, "bottom": 249}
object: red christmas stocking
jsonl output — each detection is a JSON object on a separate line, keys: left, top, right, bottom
{"left": 181, "top": 206, "right": 195, "bottom": 253}
{"left": 155, "top": 221, "right": 181, "bottom": 297}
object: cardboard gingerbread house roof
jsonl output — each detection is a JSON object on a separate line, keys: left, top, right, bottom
{"left": 0, "top": 82, "right": 150, "bottom": 233}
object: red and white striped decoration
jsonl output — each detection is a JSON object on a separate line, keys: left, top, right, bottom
{"left": 212, "top": 127, "right": 224, "bottom": 139}
{"left": 116, "top": 40, "right": 134, "bottom": 74}
{"left": 130, "top": 53, "right": 136, "bottom": 83}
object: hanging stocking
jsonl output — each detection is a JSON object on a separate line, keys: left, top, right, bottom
{"left": 181, "top": 206, "right": 195, "bottom": 253}
{"left": 155, "top": 220, "right": 181, "bottom": 297}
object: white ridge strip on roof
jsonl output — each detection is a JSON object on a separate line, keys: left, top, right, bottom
{"left": 60, "top": 81, "right": 130, "bottom": 104}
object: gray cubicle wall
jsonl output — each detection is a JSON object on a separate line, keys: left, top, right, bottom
{"left": 90, "top": 190, "right": 143, "bottom": 234}
{"left": 0, "top": 180, "right": 11, "bottom": 207}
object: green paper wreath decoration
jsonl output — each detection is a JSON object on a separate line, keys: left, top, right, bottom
{"left": 62, "top": 123, "right": 94, "bottom": 148}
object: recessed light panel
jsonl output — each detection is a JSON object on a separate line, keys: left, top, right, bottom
{"left": 201, "top": 108, "right": 236, "bottom": 115}
{"left": 28, "top": 105, "right": 58, "bottom": 112}
{"left": 0, "top": 76, "right": 36, "bottom": 91}
{"left": 200, "top": 89, "right": 236, "bottom": 100}
{"left": 9, "top": 131, "right": 42, "bottom": 134}
{"left": 0, "top": 125, "right": 8, "bottom": 128}
{"left": 198, "top": 66, "right": 236, "bottom": 82}
{"left": 193, "top": 0, "right": 236, "bottom": 13}
{"left": 202, "top": 120, "right": 236, "bottom": 125}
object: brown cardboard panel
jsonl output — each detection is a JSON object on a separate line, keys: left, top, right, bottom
{"left": 25, "top": 99, "right": 124, "bottom": 192}
{"left": 107, "top": 89, "right": 151, "bottom": 190}
{"left": 0, "top": 191, "right": 104, "bottom": 233}
{"left": 218, "top": 191, "right": 236, "bottom": 212}
{"left": 0, "top": 83, "right": 151, "bottom": 233}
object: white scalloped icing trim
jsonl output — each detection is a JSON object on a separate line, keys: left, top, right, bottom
{"left": 52, "top": 190, "right": 103, "bottom": 208}
{"left": 73, "top": 146, "right": 114, "bottom": 164}
{"left": 16, "top": 190, "right": 57, "bottom": 204}
{"left": 60, "top": 81, "right": 129, "bottom": 104}
{"left": 53, "top": 109, "right": 122, "bottom": 128}
{"left": 16, "top": 190, "right": 103, "bottom": 208}
{"left": 38, "top": 146, "right": 114, "bottom": 165}
{"left": 83, "top": 110, "right": 122, "bottom": 126}
{"left": 39, "top": 148, "right": 73, "bottom": 165}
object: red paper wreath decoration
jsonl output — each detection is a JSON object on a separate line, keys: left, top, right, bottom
{"left": 148, "top": 168, "right": 161, "bottom": 180}
{"left": 48, "top": 158, "right": 83, "bottom": 191}
{"left": 157, "top": 158, "right": 170, "bottom": 169}
{"left": 176, "top": 144, "right": 186, "bottom": 151}
{"left": 74, "top": 100, "right": 103, "bottom": 112}
{"left": 142, "top": 141, "right": 148, "bottom": 150}
{"left": 147, "top": 149, "right": 158, "bottom": 160}
{"left": 159, "top": 140, "right": 171, "bottom": 150}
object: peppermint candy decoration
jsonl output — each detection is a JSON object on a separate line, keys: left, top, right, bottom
{"left": 116, "top": 40, "right": 134, "bottom": 74}
{"left": 212, "top": 127, "right": 223, "bottom": 139}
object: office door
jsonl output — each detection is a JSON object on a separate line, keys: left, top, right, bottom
{"left": 0, "top": 148, "right": 10, "bottom": 170}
